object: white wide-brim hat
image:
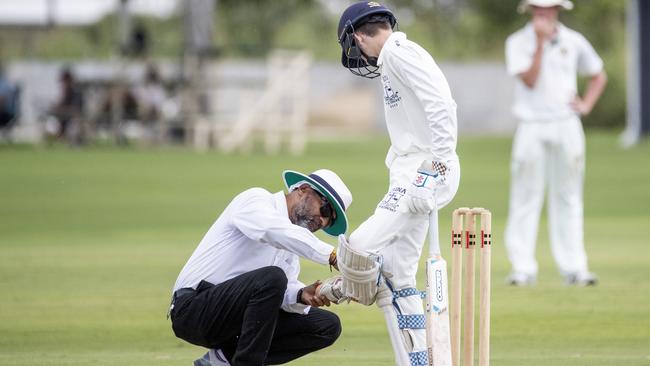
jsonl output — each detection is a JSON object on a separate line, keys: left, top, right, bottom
{"left": 518, "top": 0, "right": 573, "bottom": 13}
{"left": 283, "top": 169, "right": 353, "bottom": 236}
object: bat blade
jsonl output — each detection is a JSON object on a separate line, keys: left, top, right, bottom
{"left": 426, "top": 255, "right": 453, "bottom": 366}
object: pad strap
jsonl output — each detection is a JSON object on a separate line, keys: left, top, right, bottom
{"left": 393, "top": 287, "right": 426, "bottom": 300}
{"left": 396, "top": 314, "right": 426, "bottom": 329}
{"left": 337, "top": 235, "right": 382, "bottom": 306}
{"left": 409, "top": 350, "right": 428, "bottom": 366}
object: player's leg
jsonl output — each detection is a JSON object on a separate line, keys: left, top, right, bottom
{"left": 351, "top": 154, "right": 440, "bottom": 365}
{"left": 376, "top": 279, "right": 428, "bottom": 366}
{"left": 171, "top": 266, "right": 287, "bottom": 365}
{"left": 378, "top": 167, "right": 460, "bottom": 366}
{"left": 320, "top": 155, "right": 460, "bottom": 365}
{"left": 379, "top": 225, "right": 429, "bottom": 365}
{"left": 547, "top": 117, "right": 595, "bottom": 285}
{"left": 331, "top": 209, "right": 429, "bottom": 365}
{"left": 504, "top": 122, "right": 546, "bottom": 285}
{"left": 319, "top": 154, "right": 431, "bottom": 306}
{"left": 262, "top": 308, "right": 341, "bottom": 364}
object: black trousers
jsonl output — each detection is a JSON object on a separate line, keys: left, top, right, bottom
{"left": 170, "top": 266, "right": 341, "bottom": 366}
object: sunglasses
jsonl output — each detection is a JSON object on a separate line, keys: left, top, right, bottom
{"left": 310, "top": 188, "right": 337, "bottom": 228}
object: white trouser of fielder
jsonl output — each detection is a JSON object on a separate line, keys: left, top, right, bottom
{"left": 349, "top": 153, "right": 460, "bottom": 365}
{"left": 505, "top": 116, "right": 589, "bottom": 278}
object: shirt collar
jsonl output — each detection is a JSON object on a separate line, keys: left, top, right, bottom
{"left": 377, "top": 31, "right": 407, "bottom": 66}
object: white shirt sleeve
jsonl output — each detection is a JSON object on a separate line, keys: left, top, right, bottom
{"left": 505, "top": 34, "right": 531, "bottom": 77}
{"left": 231, "top": 191, "right": 333, "bottom": 265}
{"left": 576, "top": 34, "right": 603, "bottom": 76}
{"left": 281, "top": 259, "right": 310, "bottom": 314}
{"left": 282, "top": 280, "right": 309, "bottom": 314}
{"left": 390, "top": 49, "right": 456, "bottom": 160}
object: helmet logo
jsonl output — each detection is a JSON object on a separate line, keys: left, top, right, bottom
{"left": 367, "top": 2, "right": 381, "bottom": 7}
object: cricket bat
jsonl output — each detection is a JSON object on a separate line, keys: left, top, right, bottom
{"left": 425, "top": 208, "right": 453, "bottom": 366}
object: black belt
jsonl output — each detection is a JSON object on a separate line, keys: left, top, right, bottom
{"left": 167, "top": 287, "right": 196, "bottom": 319}
{"left": 174, "top": 287, "right": 196, "bottom": 298}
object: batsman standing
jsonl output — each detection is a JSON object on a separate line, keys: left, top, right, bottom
{"left": 318, "top": 2, "right": 460, "bottom": 365}
{"left": 503, "top": 0, "right": 607, "bottom": 286}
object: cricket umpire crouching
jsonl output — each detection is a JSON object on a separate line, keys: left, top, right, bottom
{"left": 169, "top": 169, "right": 352, "bottom": 366}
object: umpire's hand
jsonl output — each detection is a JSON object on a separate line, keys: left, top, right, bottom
{"left": 300, "top": 281, "right": 332, "bottom": 307}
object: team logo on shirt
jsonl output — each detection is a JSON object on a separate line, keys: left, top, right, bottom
{"left": 378, "top": 186, "right": 406, "bottom": 212}
{"left": 382, "top": 75, "right": 402, "bottom": 109}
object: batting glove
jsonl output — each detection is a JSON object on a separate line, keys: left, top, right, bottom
{"left": 401, "top": 160, "right": 448, "bottom": 214}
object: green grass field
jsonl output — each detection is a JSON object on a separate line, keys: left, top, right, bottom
{"left": 1, "top": 133, "right": 649, "bottom": 366}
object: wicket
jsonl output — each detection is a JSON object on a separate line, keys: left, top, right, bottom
{"left": 450, "top": 207, "right": 491, "bottom": 366}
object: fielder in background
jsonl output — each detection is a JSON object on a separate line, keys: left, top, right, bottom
{"left": 318, "top": 2, "right": 461, "bottom": 365}
{"left": 504, "top": 0, "right": 607, "bottom": 286}
{"left": 169, "top": 169, "right": 352, "bottom": 366}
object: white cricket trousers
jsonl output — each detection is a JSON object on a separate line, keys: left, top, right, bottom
{"left": 505, "top": 116, "right": 589, "bottom": 277}
{"left": 349, "top": 153, "right": 460, "bottom": 353}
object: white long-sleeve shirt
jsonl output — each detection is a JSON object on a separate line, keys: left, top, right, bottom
{"left": 377, "top": 32, "right": 459, "bottom": 167}
{"left": 173, "top": 188, "right": 335, "bottom": 314}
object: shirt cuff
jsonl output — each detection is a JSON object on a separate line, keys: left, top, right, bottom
{"left": 315, "top": 249, "right": 334, "bottom": 265}
{"left": 282, "top": 281, "right": 310, "bottom": 314}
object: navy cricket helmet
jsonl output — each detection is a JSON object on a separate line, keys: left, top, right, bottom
{"left": 337, "top": 1, "right": 397, "bottom": 79}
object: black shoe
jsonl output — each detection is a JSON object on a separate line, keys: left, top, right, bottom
{"left": 193, "top": 352, "right": 211, "bottom": 366}
{"left": 505, "top": 272, "right": 536, "bottom": 286}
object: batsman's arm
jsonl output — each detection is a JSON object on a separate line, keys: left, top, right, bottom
{"left": 391, "top": 49, "right": 457, "bottom": 161}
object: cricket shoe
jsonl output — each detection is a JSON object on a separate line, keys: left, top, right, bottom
{"left": 564, "top": 271, "right": 598, "bottom": 286}
{"left": 193, "top": 349, "right": 230, "bottom": 366}
{"left": 505, "top": 272, "right": 537, "bottom": 286}
{"left": 316, "top": 276, "right": 350, "bottom": 304}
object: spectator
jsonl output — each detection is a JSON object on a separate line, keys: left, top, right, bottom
{"left": 135, "top": 63, "right": 167, "bottom": 125}
{"left": 49, "top": 67, "right": 84, "bottom": 142}
{"left": 94, "top": 83, "right": 139, "bottom": 143}
{"left": 0, "top": 62, "right": 17, "bottom": 136}
{"left": 124, "top": 22, "right": 150, "bottom": 58}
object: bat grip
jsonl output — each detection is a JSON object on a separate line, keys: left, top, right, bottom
{"left": 429, "top": 197, "right": 440, "bottom": 257}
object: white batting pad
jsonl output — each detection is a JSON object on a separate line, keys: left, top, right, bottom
{"left": 376, "top": 279, "right": 429, "bottom": 366}
{"left": 337, "top": 234, "right": 382, "bottom": 306}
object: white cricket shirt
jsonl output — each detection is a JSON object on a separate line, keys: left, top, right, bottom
{"left": 377, "top": 32, "right": 459, "bottom": 166}
{"left": 173, "top": 188, "right": 335, "bottom": 314}
{"left": 506, "top": 23, "right": 603, "bottom": 122}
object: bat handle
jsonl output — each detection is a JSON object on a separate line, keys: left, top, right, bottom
{"left": 429, "top": 198, "right": 440, "bottom": 258}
